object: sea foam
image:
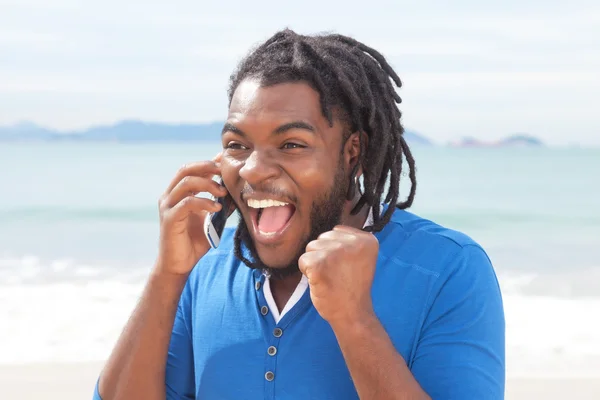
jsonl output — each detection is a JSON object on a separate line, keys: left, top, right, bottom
{"left": 2, "top": 256, "right": 600, "bottom": 378}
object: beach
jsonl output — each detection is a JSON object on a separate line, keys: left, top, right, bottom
{"left": 1, "top": 143, "right": 599, "bottom": 399}
{"left": 3, "top": 277, "right": 600, "bottom": 399}
{"left": 1, "top": 362, "right": 600, "bottom": 399}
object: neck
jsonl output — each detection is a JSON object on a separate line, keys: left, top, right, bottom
{"left": 269, "top": 271, "right": 303, "bottom": 311}
{"left": 341, "top": 193, "right": 370, "bottom": 229}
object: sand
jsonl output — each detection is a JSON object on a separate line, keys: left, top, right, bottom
{"left": 0, "top": 362, "right": 102, "bottom": 399}
{"left": 0, "top": 362, "right": 598, "bottom": 399}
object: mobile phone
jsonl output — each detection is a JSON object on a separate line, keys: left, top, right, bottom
{"left": 203, "top": 179, "right": 233, "bottom": 249}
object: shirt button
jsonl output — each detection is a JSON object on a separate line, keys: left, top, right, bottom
{"left": 273, "top": 328, "right": 283, "bottom": 338}
{"left": 267, "top": 346, "right": 277, "bottom": 356}
{"left": 255, "top": 281, "right": 261, "bottom": 290}
{"left": 265, "top": 371, "right": 275, "bottom": 381}
{"left": 261, "top": 306, "right": 269, "bottom": 316}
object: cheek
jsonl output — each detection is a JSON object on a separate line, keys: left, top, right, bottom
{"left": 222, "top": 155, "right": 244, "bottom": 172}
{"left": 220, "top": 158, "right": 241, "bottom": 191}
{"left": 287, "top": 159, "right": 339, "bottom": 201}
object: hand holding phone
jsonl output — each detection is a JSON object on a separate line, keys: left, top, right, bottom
{"left": 156, "top": 161, "right": 228, "bottom": 276}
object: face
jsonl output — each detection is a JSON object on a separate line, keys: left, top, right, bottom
{"left": 220, "top": 79, "right": 359, "bottom": 278}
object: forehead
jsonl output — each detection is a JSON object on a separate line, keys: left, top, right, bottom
{"left": 228, "top": 79, "right": 326, "bottom": 126}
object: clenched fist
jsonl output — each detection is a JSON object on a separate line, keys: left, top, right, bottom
{"left": 298, "top": 225, "right": 379, "bottom": 329}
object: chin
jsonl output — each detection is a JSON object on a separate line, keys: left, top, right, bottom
{"left": 253, "top": 240, "right": 304, "bottom": 269}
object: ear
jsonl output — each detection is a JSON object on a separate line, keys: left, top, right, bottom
{"left": 342, "top": 132, "right": 365, "bottom": 174}
{"left": 343, "top": 132, "right": 367, "bottom": 200}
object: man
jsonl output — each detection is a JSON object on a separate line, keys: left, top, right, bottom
{"left": 94, "top": 29, "right": 505, "bottom": 399}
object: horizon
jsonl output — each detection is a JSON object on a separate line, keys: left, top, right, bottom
{"left": 0, "top": 118, "right": 584, "bottom": 147}
{"left": 1, "top": 1, "right": 598, "bottom": 146}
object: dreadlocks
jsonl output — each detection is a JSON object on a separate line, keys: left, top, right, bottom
{"left": 227, "top": 28, "right": 417, "bottom": 234}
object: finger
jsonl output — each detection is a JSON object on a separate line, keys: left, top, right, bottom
{"left": 298, "top": 250, "right": 325, "bottom": 279}
{"left": 305, "top": 237, "right": 341, "bottom": 252}
{"left": 166, "top": 196, "right": 222, "bottom": 223}
{"left": 212, "top": 152, "right": 223, "bottom": 164}
{"left": 316, "top": 230, "right": 344, "bottom": 241}
{"left": 332, "top": 224, "right": 363, "bottom": 234}
{"left": 165, "top": 161, "right": 221, "bottom": 194}
{"left": 166, "top": 176, "right": 227, "bottom": 208}
{"left": 316, "top": 228, "right": 356, "bottom": 243}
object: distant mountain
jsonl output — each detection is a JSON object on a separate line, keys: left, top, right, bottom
{"left": 0, "top": 121, "right": 58, "bottom": 141}
{"left": 0, "top": 120, "right": 225, "bottom": 142}
{"left": 67, "top": 120, "right": 226, "bottom": 142}
{"left": 404, "top": 129, "right": 432, "bottom": 146}
{"left": 499, "top": 134, "right": 544, "bottom": 147}
{"left": 0, "top": 120, "right": 435, "bottom": 145}
{"left": 449, "top": 133, "right": 544, "bottom": 148}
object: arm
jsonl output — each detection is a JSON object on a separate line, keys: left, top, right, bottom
{"left": 332, "top": 244, "right": 505, "bottom": 400}
{"left": 332, "top": 312, "right": 430, "bottom": 400}
{"left": 95, "top": 267, "right": 192, "bottom": 400}
{"left": 93, "top": 159, "right": 227, "bottom": 399}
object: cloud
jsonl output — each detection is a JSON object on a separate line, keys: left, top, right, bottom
{"left": 0, "top": 0, "right": 598, "bottom": 145}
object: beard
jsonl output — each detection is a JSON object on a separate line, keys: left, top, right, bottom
{"left": 233, "top": 163, "right": 349, "bottom": 280}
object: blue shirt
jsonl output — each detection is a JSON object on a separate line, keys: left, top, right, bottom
{"left": 93, "top": 208, "right": 505, "bottom": 399}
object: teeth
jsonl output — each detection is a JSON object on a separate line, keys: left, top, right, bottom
{"left": 247, "top": 199, "right": 289, "bottom": 208}
{"left": 258, "top": 230, "right": 278, "bottom": 237}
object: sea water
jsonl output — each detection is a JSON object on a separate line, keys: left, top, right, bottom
{"left": 1, "top": 142, "right": 599, "bottom": 378}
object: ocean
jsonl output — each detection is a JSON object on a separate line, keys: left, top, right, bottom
{"left": 1, "top": 142, "right": 599, "bottom": 378}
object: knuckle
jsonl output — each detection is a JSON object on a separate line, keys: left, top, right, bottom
{"left": 158, "top": 195, "right": 168, "bottom": 210}
{"left": 178, "top": 163, "right": 189, "bottom": 173}
{"left": 181, "top": 175, "right": 193, "bottom": 186}
{"left": 298, "top": 256, "right": 308, "bottom": 271}
{"left": 180, "top": 196, "right": 194, "bottom": 208}
{"left": 367, "top": 234, "right": 379, "bottom": 248}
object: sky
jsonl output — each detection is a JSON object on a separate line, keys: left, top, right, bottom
{"left": 1, "top": 0, "right": 598, "bottom": 146}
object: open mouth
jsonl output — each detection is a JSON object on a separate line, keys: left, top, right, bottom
{"left": 247, "top": 198, "right": 296, "bottom": 242}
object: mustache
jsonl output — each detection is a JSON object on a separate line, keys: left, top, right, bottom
{"left": 239, "top": 183, "right": 298, "bottom": 205}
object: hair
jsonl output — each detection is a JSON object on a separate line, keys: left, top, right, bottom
{"left": 227, "top": 28, "right": 417, "bottom": 233}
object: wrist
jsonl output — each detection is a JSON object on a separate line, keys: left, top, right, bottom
{"left": 150, "top": 262, "right": 190, "bottom": 288}
{"left": 329, "top": 306, "right": 379, "bottom": 338}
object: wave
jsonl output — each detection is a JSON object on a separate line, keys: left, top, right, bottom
{"left": 1, "top": 255, "right": 600, "bottom": 376}
{"left": 0, "top": 255, "right": 150, "bottom": 285}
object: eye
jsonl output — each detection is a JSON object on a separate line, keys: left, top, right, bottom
{"left": 225, "top": 142, "right": 248, "bottom": 150}
{"left": 282, "top": 142, "right": 306, "bottom": 150}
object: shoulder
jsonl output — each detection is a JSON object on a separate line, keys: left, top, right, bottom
{"left": 375, "top": 207, "right": 496, "bottom": 283}
{"left": 376, "top": 206, "right": 504, "bottom": 335}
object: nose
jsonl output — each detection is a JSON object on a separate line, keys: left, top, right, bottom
{"left": 238, "top": 149, "right": 280, "bottom": 185}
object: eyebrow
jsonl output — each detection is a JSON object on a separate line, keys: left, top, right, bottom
{"left": 221, "top": 121, "right": 316, "bottom": 137}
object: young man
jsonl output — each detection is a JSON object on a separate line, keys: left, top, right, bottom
{"left": 94, "top": 29, "right": 505, "bottom": 399}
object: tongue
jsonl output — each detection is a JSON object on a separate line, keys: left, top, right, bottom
{"left": 258, "top": 205, "right": 294, "bottom": 233}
